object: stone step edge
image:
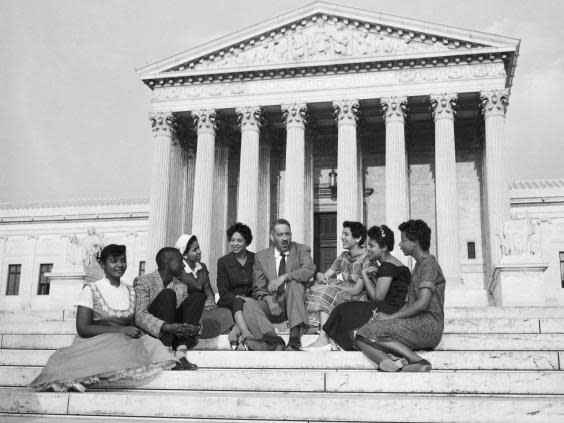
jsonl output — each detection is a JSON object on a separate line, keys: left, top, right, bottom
{"left": 1, "top": 388, "right": 563, "bottom": 423}
{"left": 4, "top": 367, "right": 564, "bottom": 395}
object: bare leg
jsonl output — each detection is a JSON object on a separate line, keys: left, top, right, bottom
{"left": 234, "top": 310, "right": 252, "bottom": 340}
{"left": 304, "top": 311, "right": 331, "bottom": 348}
{"left": 354, "top": 335, "right": 404, "bottom": 372}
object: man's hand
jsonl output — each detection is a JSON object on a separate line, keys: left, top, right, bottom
{"left": 120, "top": 326, "right": 142, "bottom": 338}
{"left": 162, "top": 323, "right": 200, "bottom": 337}
{"left": 266, "top": 295, "right": 283, "bottom": 316}
{"left": 316, "top": 272, "right": 329, "bottom": 284}
{"left": 268, "top": 276, "right": 286, "bottom": 294}
{"left": 236, "top": 295, "right": 253, "bottom": 302}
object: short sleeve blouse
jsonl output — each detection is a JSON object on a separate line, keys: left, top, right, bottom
{"left": 373, "top": 261, "right": 410, "bottom": 309}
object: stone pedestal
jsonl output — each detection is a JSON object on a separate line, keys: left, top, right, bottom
{"left": 236, "top": 106, "right": 262, "bottom": 247}
{"left": 281, "top": 103, "right": 307, "bottom": 243}
{"left": 146, "top": 112, "right": 174, "bottom": 273}
{"left": 46, "top": 268, "right": 86, "bottom": 310}
{"left": 381, "top": 96, "right": 409, "bottom": 263}
{"left": 489, "top": 257, "right": 549, "bottom": 306}
{"left": 333, "top": 99, "right": 361, "bottom": 253}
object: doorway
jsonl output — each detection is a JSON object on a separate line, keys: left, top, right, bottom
{"left": 314, "top": 212, "right": 337, "bottom": 273}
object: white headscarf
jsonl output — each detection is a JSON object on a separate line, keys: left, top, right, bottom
{"left": 174, "top": 234, "right": 201, "bottom": 275}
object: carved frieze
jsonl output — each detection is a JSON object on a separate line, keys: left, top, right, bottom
{"left": 332, "top": 99, "right": 360, "bottom": 125}
{"left": 236, "top": 106, "right": 263, "bottom": 130}
{"left": 153, "top": 63, "right": 506, "bottom": 102}
{"left": 381, "top": 96, "right": 407, "bottom": 124}
{"left": 192, "top": 109, "right": 217, "bottom": 134}
{"left": 480, "top": 89, "right": 509, "bottom": 118}
{"left": 281, "top": 103, "right": 308, "bottom": 127}
{"left": 177, "top": 17, "right": 468, "bottom": 73}
{"left": 430, "top": 93, "right": 458, "bottom": 121}
{"left": 149, "top": 112, "right": 175, "bottom": 136}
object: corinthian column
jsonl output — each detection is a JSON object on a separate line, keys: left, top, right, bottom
{"left": 381, "top": 96, "right": 409, "bottom": 262}
{"left": 281, "top": 103, "right": 308, "bottom": 243}
{"left": 481, "top": 89, "right": 511, "bottom": 268}
{"left": 166, "top": 138, "right": 185, "bottom": 246}
{"left": 191, "top": 109, "right": 217, "bottom": 265}
{"left": 431, "top": 93, "right": 461, "bottom": 286}
{"left": 236, "top": 106, "right": 263, "bottom": 248}
{"left": 146, "top": 112, "right": 174, "bottom": 272}
{"left": 333, "top": 99, "right": 361, "bottom": 251}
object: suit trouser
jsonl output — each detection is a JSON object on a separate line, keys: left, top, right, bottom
{"left": 243, "top": 280, "right": 307, "bottom": 337}
{"left": 148, "top": 288, "right": 205, "bottom": 348}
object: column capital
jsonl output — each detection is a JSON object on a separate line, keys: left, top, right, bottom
{"left": 381, "top": 96, "right": 407, "bottom": 124}
{"left": 480, "top": 89, "right": 509, "bottom": 118}
{"left": 236, "top": 106, "right": 263, "bottom": 131}
{"left": 149, "top": 112, "right": 175, "bottom": 136}
{"left": 281, "top": 103, "right": 308, "bottom": 128}
{"left": 430, "top": 93, "right": 458, "bottom": 122}
{"left": 192, "top": 109, "right": 217, "bottom": 135}
{"left": 332, "top": 99, "right": 360, "bottom": 126}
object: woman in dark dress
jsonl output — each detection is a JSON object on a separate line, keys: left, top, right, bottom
{"left": 355, "top": 219, "right": 446, "bottom": 372}
{"left": 216, "top": 222, "right": 255, "bottom": 350}
{"left": 174, "top": 234, "right": 234, "bottom": 343}
{"left": 323, "top": 225, "right": 410, "bottom": 350}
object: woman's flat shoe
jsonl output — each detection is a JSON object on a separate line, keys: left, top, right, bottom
{"left": 401, "top": 359, "right": 432, "bottom": 372}
{"left": 301, "top": 344, "right": 332, "bottom": 352}
{"left": 378, "top": 358, "right": 404, "bottom": 372}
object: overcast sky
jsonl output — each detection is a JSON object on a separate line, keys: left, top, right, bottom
{"left": 1, "top": 0, "right": 563, "bottom": 203}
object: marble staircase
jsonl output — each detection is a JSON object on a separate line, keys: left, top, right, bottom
{"left": 0, "top": 307, "right": 563, "bottom": 422}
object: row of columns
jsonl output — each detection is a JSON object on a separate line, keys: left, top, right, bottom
{"left": 146, "top": 89, "right": 510, "bottom": 285}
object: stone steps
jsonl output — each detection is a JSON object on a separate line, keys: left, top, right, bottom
{"left": 3, "top": 332, "right": 564, "bottom": 351}
{"left": 1, "top": 388, "right": 563, "bottom": 422}
{"left": 1, "top": 349, "right": 561, "bottom": 370}
{"left": 2, "top": 366, "right": 564, "bottom": 395}
{"left": 0, "top": 317, "right": 562, "bottom": 335}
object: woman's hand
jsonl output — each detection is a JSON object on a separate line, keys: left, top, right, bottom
{"left": 376, "top": 312, "right": 392, "bottom": 321}
{"left": 236, "top": 295, "right": 253, "bottom": 302}
{"left": 316, "top": 272, "right": 329, "bottom": 284}
{"left": 362, "top": 266, "right": 378, "bottom": 275}
{"left": 120, "top": 326, "right": 142, "bottom": 338}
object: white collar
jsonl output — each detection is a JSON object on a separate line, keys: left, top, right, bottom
{"left": 274, "top": 248, "right": 288, "bottom": 258}
{"left": 183, "top": 260, "right": 202, "bottom": 277}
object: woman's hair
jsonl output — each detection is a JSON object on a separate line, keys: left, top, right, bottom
{"left": 226, "top": 222, "right": 253, "bottom": 246}
{"left": 97, "top": 244, "right": 126, "bottom": 263}
{"left": 367, "top": 225, "right": 394, "bottom": 251}
{"left": 343, "top": 221, "right": 367, "bottom": 247}
{"left": 398, "top": 219, "right": 431, "bottom": 251}
{"left": 184, "top": 235, "right": 198, "bottom": 256}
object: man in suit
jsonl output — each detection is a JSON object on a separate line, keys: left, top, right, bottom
{"left": 135, "top": 247, "right": 204, "bottom": 370}
{"left": 243, "top": 219, "right": 315, "bottom": 351}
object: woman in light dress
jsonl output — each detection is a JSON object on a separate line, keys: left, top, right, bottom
{"left": 303, "top": 221, "right": 371, "bottom": 351}
{"left": 29, "top": 244, "right": 178, "bottom": 392}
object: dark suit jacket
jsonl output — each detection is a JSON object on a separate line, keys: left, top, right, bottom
{"left": 216, "top": 251, "right": 255, "bottom": 308}
{"left": 253, "top": 242, "right": 315, "bottom": 300}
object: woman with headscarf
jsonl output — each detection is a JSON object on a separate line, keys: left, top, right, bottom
{"left": 175, "top": 234, "right": 234, "bottom": 342}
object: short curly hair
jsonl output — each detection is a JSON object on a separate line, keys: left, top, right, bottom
{"left": 398, "top": 219, "right": 431, "bottom": 251}
{"left": 343, "top": 221, "right": 367, "bottom": 247}
{"left": 97, "top": 244, "right": 126, "bottom": 264}
{"left": 367, "top": 225, "right": 394, "bottom": 251}
{"left": 226, "top": 222, "right": 253, "bottom": 246}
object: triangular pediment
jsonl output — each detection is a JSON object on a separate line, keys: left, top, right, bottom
{"left": 138, "top": 2, "right": 519, "bottom": 80}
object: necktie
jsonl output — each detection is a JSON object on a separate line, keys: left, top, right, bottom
{"left": 278, "top": 253, "right": 287, "bottom": 277}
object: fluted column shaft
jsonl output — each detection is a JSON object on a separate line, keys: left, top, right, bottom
{"left": 258, "top": 140, "right": 271, "bottom": 250}
{"left": 182, "top": 149, "right": 196, "bottom": 233}
{"left": 481, "top": 89, "right": 511, "bottom": 268}
{"left": 282, "top": 103, "right": 307, "bottom": 243}
{"left": 191, "top": 109, "right": 217, "bottom": 265}
{"left": 146, "top": 112, "right": 174, "bottom": 272}
{"left": 431, "top": 93, "right": 461, "bottom": 285}
{"left": 236, "top": 106, "right": 262, "bottom": 248}
{"left": 382, "top": 97, "right": 409, "bottom": 262}
{"left": 166, "top": 140, "right": 185, "bottom": 246}
{"left": 333, "top": 99, "right": 361, "bottom": 252}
